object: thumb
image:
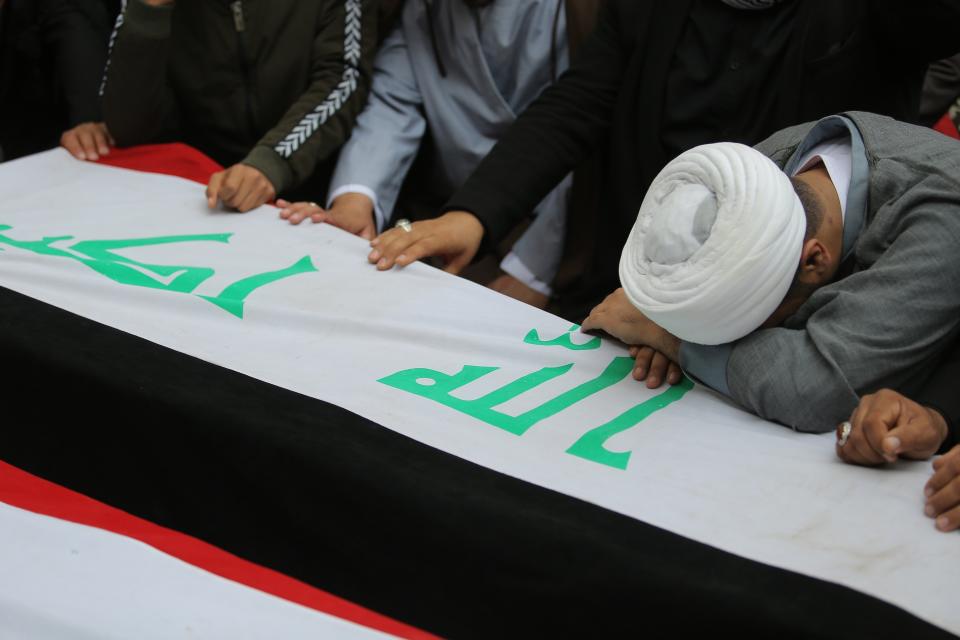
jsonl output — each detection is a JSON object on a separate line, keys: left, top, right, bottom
{"left": 444, "top": 248, "right": 472, "bottom": 274}
{"left": 882, "top": 406, "right": 923, "bottom": 458}
{"left": 885, "top": 409, "right": 945, "bottom": 460}
{"left": 360, "top": 222, "right": 375, "bottom": 241}
{"left": 857, "top": 394, "right": 904, "bottom": 462}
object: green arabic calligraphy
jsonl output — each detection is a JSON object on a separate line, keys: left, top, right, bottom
{"left": 0, "top": 226, "right": 316, "bottom": 318}
{"left": 566, "top": 377, "right": 693, "bottom": 469}
{"left": 378, "top": 356, "right": 634, "bottom": 436}
{"left": 523, "top": 324, "right": 601, "bottom": 351}
{"left": 382, "top": 324, "right": 695, "bottom": 470}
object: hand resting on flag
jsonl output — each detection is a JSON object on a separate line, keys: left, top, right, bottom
{"left": 61, "top": 122, "right": 114, "bottom": 162}
{"left": 277, "top": 193, "right": 377, "bottom": 241}
{"left": 581, "top": 288, "right": 683, "bottom": 389}
{"left": 207, "top": 164, "right": 276, "bottom": 213}
{"left": 367, "top": 210, "right": 483, "bottom": 274}
{"left": 835, "top": 389, "right": 959, "bottom": 533}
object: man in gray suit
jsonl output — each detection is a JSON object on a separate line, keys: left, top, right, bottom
{"left": 581, "top": 112, "right": 960, "bottom": 434}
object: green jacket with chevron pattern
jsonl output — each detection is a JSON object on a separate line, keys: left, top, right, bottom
{"left": 100, "top": 0, "right": 377, "bottom": 198}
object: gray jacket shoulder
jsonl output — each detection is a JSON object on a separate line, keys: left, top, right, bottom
{"left": 753, "top": 121, "right": 818, "bottom": 167}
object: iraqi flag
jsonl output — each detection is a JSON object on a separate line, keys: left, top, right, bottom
{"left": 0, "top": 145, "right": 956, "bottom": 638}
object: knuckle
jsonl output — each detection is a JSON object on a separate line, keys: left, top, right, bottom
{"left": 948, "top": 455, "right": 960, "bottom": 475}
{"left": 941, "top": 480, "right": 960, "bottom": 506}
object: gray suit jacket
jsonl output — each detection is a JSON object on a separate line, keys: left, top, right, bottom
{"left": 685, "top": 112, "right": 960, "bottom": 433}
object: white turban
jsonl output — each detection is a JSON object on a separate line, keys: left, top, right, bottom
{"left": 619, "top": 142, "right": 806, "bottom": 345}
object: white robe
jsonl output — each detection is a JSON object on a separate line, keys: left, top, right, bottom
{"left": 328, "top": 0, "right": 571, "bottom": 294}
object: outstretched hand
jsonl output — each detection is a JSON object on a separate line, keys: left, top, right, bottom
{"left": 926, "top": 445, "right": 960, "bottom": 532}
{"left": 367, "top": 211, "right": 484, "bottom": 273}
{"left": 61, "top": 122, "right": 114, "bottom": 161}
{"left": 276, "top": 192, "right": 377, "bottom": 240}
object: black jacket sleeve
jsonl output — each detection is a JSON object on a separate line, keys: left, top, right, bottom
{"left": 442, "top": 0, "right": 629, "bottom": 246}
{"left": 917, "top": 338, "right": 960, "bottom": 455}
{"left": 920, "top": 54, "right": 960, "bottom": 126}
{"left": 872, "top": 0, "right": 960, "bottom": 66}
{"left": 38, "top": 0, "right": 118, "bottom": 125}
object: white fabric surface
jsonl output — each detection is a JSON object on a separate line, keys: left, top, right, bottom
{"left": 0, "top": 503, "right": 390, "bottom": 640}
{"left": 619, "top": 142, "right": 806, "bottom": 345}
{"left": 0, "top": 150, "right": 957, "bottom": 635}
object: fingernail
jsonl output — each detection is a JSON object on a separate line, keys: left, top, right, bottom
{"left": 884, "top": 455, "right": 896, "bottom": 463}
{"left": 369, "top": 250, "right": 380, "bottom": 261}
{"left": 925, "top": 486, "right": 934, "bottom": 498}
{"left": 884, "top": 436, "right": 901, "bottom": 452}
{"left": 370, "top": 238, "right": 380, "bottom": 246}
{"left": 76, "top": 152, "right": 86, "bottom": 160}
{"left": 648, "top": 377, "right": 659, "bottom": 387}
{"left": 396, "top": 254, "right": 407, "bottom": 264}
{"left": 936, "top": 516, "right": 950, "bottom": 531}
{"left": 99, "top": 147, "right": 109, "bottom": 155}
{"left": 925, "top": 504, "right": 935, "bottom": 517}
{"left": 89, "top": 153, "right": 98, "bottom": 161}
{"left": 377, "top": 258, "right": 388, "bottom": 269}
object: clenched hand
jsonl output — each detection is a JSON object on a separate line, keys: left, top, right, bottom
{"left": 207, "top": 164, "right": 276, "bottom": 213}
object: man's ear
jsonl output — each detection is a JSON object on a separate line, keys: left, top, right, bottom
{"left": 796, "top": 238, "right": 833, "bottom": 285}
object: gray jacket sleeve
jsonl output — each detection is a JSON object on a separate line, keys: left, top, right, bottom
{"left": 690, "top": 197, "right": 960, "bottom": 434}
{"left": 327, "top": 25, "right": 425, "bottom": 229}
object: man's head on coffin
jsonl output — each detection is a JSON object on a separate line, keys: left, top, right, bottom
{"left": 618, "top": 142, "right": 845, "bottom": 346}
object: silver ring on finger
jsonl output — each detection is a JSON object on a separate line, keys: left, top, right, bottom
{"left": 838, "top": 421, "right": 852, "bottom": 447}
{"left": 394, "top": 218, "right": 413, "bottom": 233}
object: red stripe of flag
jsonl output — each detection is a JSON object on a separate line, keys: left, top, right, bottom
{"left": 0, "top": 462, "right": 436, "bottom": 639}
{"left": 96, "top": 143, "right": 224, "bottom": 185}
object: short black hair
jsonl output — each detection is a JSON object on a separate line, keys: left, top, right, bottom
{"left": 783, "top": 176, "right": 825, "bottom": 302}
{"left": 790, "top": 176, "right": 824, "bottom": 242}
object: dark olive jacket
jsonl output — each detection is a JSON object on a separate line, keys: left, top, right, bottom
{"left": 101, "top": 0, "right": 377, "bottom": 197}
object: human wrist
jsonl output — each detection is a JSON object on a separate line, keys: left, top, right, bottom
{"left": 445, "top": 210, "right": 484, "bottom": 235}
{"left": 655, "top": 333, "right": 681, "bottom": 362}
{"left": 333, "top": 192, "right": 374, "bottom": 213}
